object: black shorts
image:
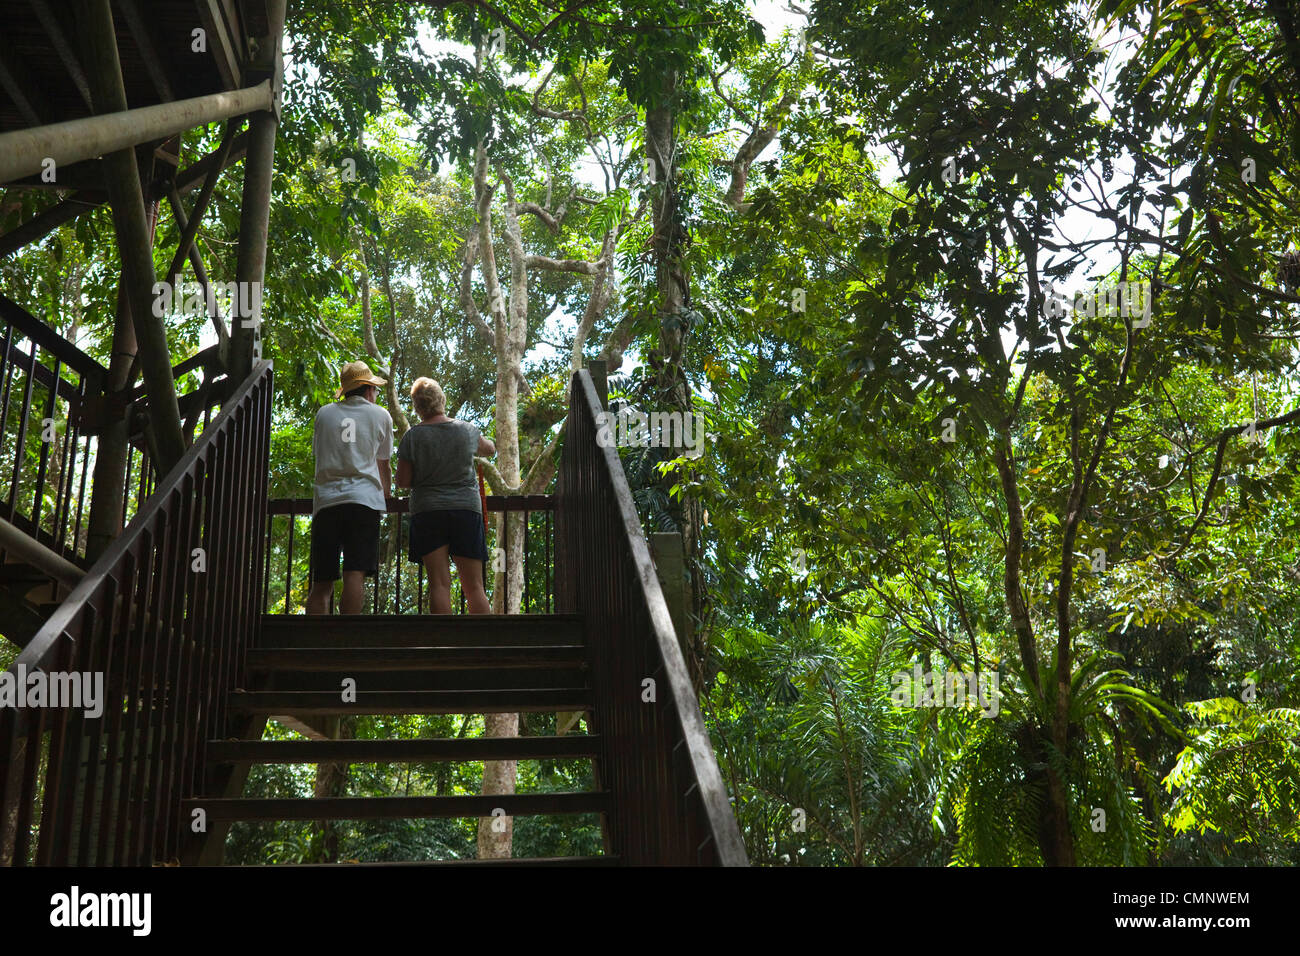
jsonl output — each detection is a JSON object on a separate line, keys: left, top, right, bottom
{"left": 408, "top": 509, "right": 489, "bottom": 563}
{"left": 310, "top": 503, "right": 381, "bottom": 581}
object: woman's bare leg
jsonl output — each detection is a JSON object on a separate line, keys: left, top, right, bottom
{"left": 422, "top": 546, "right": 453, "bottom": 613}
{"left": 452, "top": 554, "right": 491, "bottom": 614}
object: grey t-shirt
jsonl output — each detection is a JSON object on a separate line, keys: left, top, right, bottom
{"left": 397, "top": 420, "right": 482, "bottom": 514}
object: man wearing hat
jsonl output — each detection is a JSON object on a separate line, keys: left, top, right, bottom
{"left": 305, "top": 361, "right": 394, "bottom": 614}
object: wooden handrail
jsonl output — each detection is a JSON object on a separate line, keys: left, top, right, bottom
{"left": 0, "top": 294, "right": 106, "bottom": 383}
{"left": 0, "top": 360, "right": 273, "bottom": 865}
{"left": 16, "top": 361, "right": 270, "bottom": 666}
{"left": 556, "top": 368, "right": 748, "bottom": 866}
{"left": 266, "top": 495, "right": 555, "bottom": 515}
{"left": 262, "top": 494, "right": 556, "bottom": 616}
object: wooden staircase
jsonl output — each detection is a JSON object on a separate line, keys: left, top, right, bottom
{"left": 2, "top": 365, "right": 748, "bottom": 867}
{"left": 185, "top": 614, "right": 616, "bottom": 865}
{"left": 0, "top": 557, "right": 65, "bottom": 650}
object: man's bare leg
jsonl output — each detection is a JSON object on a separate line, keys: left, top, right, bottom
{"left": 306, "top": 580, "right": 334, "bottom": 614}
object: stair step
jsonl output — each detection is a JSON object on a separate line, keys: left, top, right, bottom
{"left": 183, "top": 791, "right": 610, "bottom": 821}
{"left": 0, "top": 563, "right": 54, "bottom": 587}
{"left": 207, "top": 735, "right": 602, "bottom": 764}
{"left": 255, "top": 667, "right": 589, "bottom": 693}
{"left": 248, "top": 646, "right": 586, "bottom": 671}
{"left": 257, "top": 855, "right": 619, "bottom": 867}
{"left": 258, "top": 614, "right": 583, "bottom": 648}
{"left": 228, "top": 689, "right": 593, "bottom": 715}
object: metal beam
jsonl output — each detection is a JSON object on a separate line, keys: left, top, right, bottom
{"left": 0, "top": 47, "right": 53, "bottom": 126}
{"left": 196, "top": 0, "right": 245, "bottom": 91}
{"left": 230, "top": 0, "right": 285, "bottom": 381}
{"left": 163, "top": 124, "right": 233, "bottom": 289}
{"left": 0, "top": 194, "right": 100, "bottom": 259}
{"left": 0, "top": 80, "right": 271, "bottom": 185}
{"left": 28, "top": 0, "right": 95, "bottom": 111}
{"left": 116, "top": 0, "right": 176, "bottom": 102}
{"left": 0, "top": 132, "right": 248, "bottom": 258}
{"left": 0, "top": 516, "right": 84, "bottom": 590}
{"left": 84, "top": 279, "right": 136, "bottom": 561}
{"left": 6, "top": 157, "right": 108, "bottom": 192}
{"left": 165, "top": 184, "right": 231, "bottom": 353}
{"left": 79, "top": 0, "right": 186, "bottom": 472}
{"left": 175, "top": 128, "right": 249, "bottom": 191}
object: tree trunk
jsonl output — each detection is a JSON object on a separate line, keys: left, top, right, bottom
{"left": 311, "top": 715, "right": 353, "bottom": 862}
{"left": 646, "top": 82, "right": 707, "bottom": 689}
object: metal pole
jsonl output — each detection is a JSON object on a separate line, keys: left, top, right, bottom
{"left": 0, "top": 81, "right": 272, "bottom": 186}
{"left": 85, "top": 278, "right": 135, "bottom": 562}
{"left": 0, "top": 132, "right": 250, "bottom": 260}
{"left": 0, "top": 516, "right": 84, "bottom": 589}
{"left": 78, "top": 0, "right": 186, "bottom": 472}
{"left": 230, "top": 0, "right": 286, "bottom": 382}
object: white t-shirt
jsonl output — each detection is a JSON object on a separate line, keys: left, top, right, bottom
{"left": 312, "top": 395, "right": 394, "bottom": 515}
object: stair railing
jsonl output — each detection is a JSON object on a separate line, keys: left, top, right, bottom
{"left": 0, "top": 294, "right": 108, "bottom": 566}
{"left": 0, "top": 294, "right": 232, "bottom": 569}
{"left": 263, "top": 494, "right": 555, "bottom": 615}
{"left": 556, "top": 368, "right": 748, "bottom": 866}
{"left": 0, "top": 360, "right": 273, "bottom": 865}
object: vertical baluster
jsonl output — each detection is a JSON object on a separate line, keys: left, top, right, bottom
{"left": 263, "top": 512, "right": 273, "bottom": 618}
{"left": 0, "top": 698, "right": 22, "bottom": 862}
{"left": 94, "top": 562, "right": 135, "bottom": 866}
{"left": 0, "top": 321, "right": 15, "bottom": 459}
{"left": 119, "top": 515, "right": 168, "bottom": 864}
{"left": 111, "top": 530, "right": 156, "bottom": 864}
{"left": 154, "top": 472, "right": 196, "bottom": 861}
{"left": 0, "top": 323, "right": 16, "bottom": 536}
{"left": 31, "top": 356, "right": 61, "bottom": 536}
{"left": 188, "top": 439, "right": 226, "bottom": 800}
{"left": 372, "top": 512, "right": 380, "bottom": 614}
{"left": 8, "top": 338, "right": 37, "bottom": 520}
{"left": 210, "top": 429, "right": 238, "bottom": 742}
{"left": 222, "top": 409, "right": 250, "bottom": 731}
{"left": 52, "top": 369, "right": 78, "bottom": 553}
{"left": 76, "top": 579, "right": 116, "bottom": 866}
{"left": 11, "top": 706, "right": 46, "bottom": 865}
{"left": 35, "top": 637, "right": 77, "bottom": 865}
{"left": 285, "top": 513, "right": 295, "bottom": 614}
{"left": 136, "top": 446, "right": 151, "bottom": 511}
{"left": 172, "top": 462, "right": 210, "bottom": 843}
{"left": 121, "top": 443, "right": 135, "bottom": 525}
{"left": 72, "top": 398, "right": 92, "bottom": 559}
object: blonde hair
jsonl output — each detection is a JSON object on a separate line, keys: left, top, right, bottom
{"left": 410, "top": 377, "right": 446, "bottom": 419}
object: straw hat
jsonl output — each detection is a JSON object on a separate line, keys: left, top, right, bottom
{"left": 336, "top": 360, "right": 387, "bottom": 398}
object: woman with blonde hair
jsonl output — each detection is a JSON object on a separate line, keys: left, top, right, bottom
{"left": 395, "top": 377, "right": 496, "bottom": 613}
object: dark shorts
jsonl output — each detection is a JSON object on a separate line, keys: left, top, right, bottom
{"left": 310, "top": 503, "right": 381, "bottom": 581}
{"left": 408, "top": 509, "right": 489, "bottom": 564}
